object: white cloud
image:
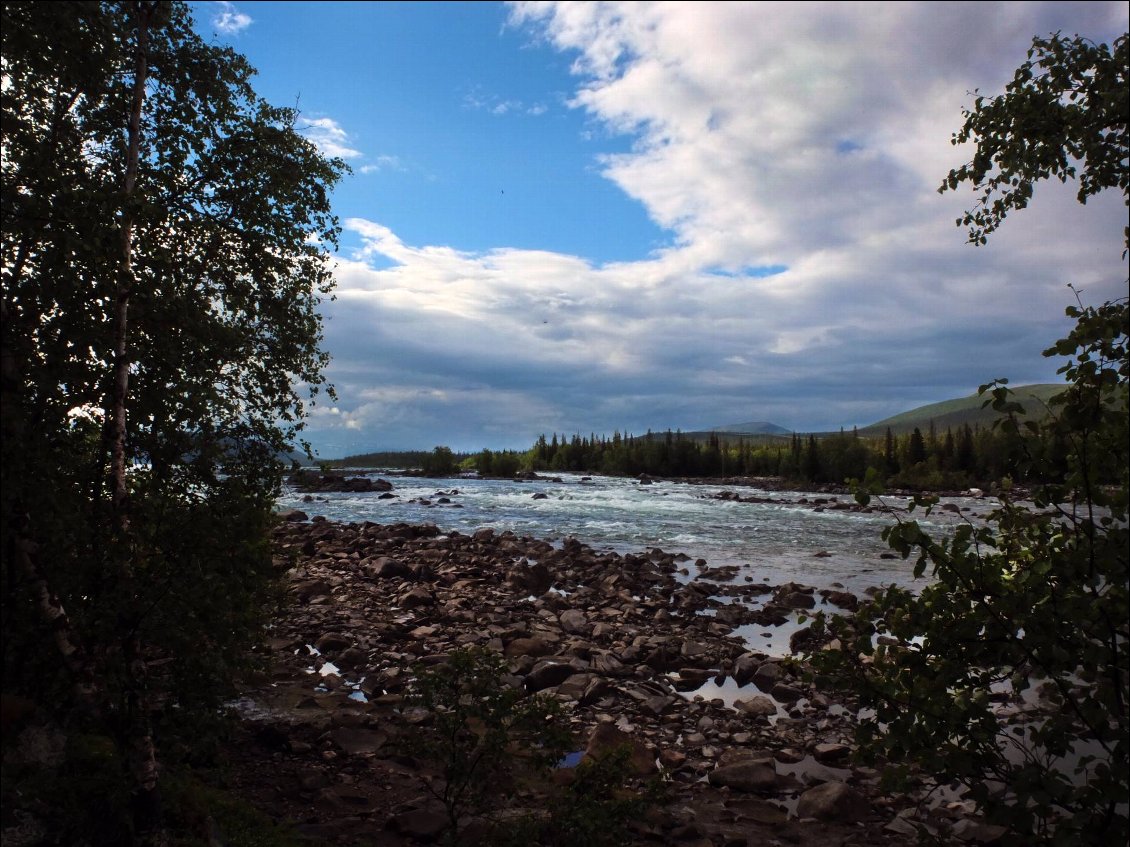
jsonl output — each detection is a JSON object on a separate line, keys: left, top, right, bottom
{"left": 303, "top": 116, "right": 362, "bottom": 159}
{"left": 212, "top": 1, "right": 252, "bottom": 35}
{"left": 359, "top": 155, "right": 403, "bottom": 175}
{"left": 304, "top": 2, "right": 1128, "bottom": 453}
{"left": 462, "top": 85, "right": 549, "bottom": 117}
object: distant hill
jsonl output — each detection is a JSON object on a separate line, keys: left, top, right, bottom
{"left": 857, "top": 383, "right": 1065, "bottom": 437}
{"left": 712, "top": 420, "right": 793, "bottom": 436}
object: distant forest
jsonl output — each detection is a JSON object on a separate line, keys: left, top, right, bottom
{"left": 332, "top": 416, "right": 1080, "bottom": 491}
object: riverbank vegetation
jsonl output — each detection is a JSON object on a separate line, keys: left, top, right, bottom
{"left": 813, "top": 30, "right": 1128, "bottom": 844}
{"left": 2, "top": 2, "right": 343, "bottom": 844}
{"left": 336, "top": 417, "right": 1098, "bottom": 492}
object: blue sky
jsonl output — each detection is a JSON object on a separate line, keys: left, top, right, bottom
{"left": 193, "top": 1, "right": 1128, "bottom": 456}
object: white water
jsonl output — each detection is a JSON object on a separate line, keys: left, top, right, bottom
{"left": 277, "top": 472, "right": 989, "bottom": 595}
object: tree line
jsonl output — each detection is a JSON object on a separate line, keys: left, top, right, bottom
{"left": 395, "top": 416, "right": 1078, "bottom": 490}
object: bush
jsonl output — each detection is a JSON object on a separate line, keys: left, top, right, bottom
{"left": 811, "top": 298, "right": 1128, "bottom": 843}
{"left": 401, "top": 648, "right": 571, "bottom": 844}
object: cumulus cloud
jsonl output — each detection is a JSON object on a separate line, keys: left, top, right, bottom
{"left": 212, "top": 1, "right": 252, "bottom": 35}
{"left": 303, "top": 116, "right": 362, "bottom": 159}
{"left": 306, "top": 1, "right": 1128, "bottom": 454}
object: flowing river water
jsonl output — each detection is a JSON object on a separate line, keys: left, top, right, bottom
{"left": 277, "top": 471, "right": 990, "bottom": 597}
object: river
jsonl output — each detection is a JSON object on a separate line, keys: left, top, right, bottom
{"left": 276, "top": 472, "right": 991, "bottom": 596}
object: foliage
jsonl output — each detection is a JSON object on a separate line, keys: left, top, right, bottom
{"left": 422, "top": 444, "right": 459, "bottom": 475}
{"left": 402, "top": 647, "right": 572, "bottom": 844}
{"left": 813, "top": 303, "right": 1128, "bottom": 842}
{"left": 326, "top": 446, "right": 473, "bottom": 472}
{"left": 812, "top": 28, "right": 1129, "bottom": 845}
{"left": 940, "top": 32, "right": 1128, "bottom": 249}
{"left": 1, "top": 1, "right": 343, "bottom": 842}
{"left": 494, "top": 745, "right": 665, "bottom": 847}
{"left": 517, "top": 421, "right": 1068, "bottom": 489}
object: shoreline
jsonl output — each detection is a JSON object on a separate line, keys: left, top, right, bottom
{"left": 222, "top": 515, "right": 1001, "bottom": 845}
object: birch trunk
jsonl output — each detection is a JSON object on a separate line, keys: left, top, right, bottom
{"left": 107, "top": 5, "right": 166, "bottom": 844}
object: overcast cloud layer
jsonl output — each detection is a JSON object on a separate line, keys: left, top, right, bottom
{"left": 306, "top": 1, "right": 1128, "bottom": 455}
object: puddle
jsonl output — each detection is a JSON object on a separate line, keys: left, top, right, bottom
{"left": 676, "top": 677, "right": 787, "bottom": 722}
{"left": 556, "top": 750, "right": 584, "bottom": 768}
{"left": 732, "top": 618, "right": 807, "bottom": 658}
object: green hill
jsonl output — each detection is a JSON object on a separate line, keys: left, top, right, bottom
{"left": 857, "top": 383, "right": 1065, "bottom": 436}
{"left": 712, "top": 420, "right": 792, "bottom": 436}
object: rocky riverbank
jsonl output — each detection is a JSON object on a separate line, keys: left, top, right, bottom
{"left": 225, "top": 515, "right": 1003, "bottom": 845}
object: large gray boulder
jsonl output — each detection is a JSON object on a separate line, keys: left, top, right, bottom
{"left": 796, "top": 781, "right": 871, "bottom": 821}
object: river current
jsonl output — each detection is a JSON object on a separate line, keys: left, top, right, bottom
{"left": 277, "top": 472, "right": 990, "bottom": 596}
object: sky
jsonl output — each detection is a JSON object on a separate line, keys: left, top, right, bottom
{"left": 192, "top": 1, "right": 1128, "bottom": 456}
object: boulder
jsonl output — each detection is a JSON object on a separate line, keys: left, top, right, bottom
{"left": 397, "top": 587, "right": 434, "bottom": 609}
{"left": 503, "top": 636, "right": 553, "bottom": 659}
{"left": 796, "top": 781, "right": 870, "bottom": 822}
{"left": 732, "top": 654, "right": 760, "bottom": 686}
{"left": 524, "top": 660, "right": 577, "bottom": 692}
{"left": 509, "top": 562, "right": 552, "bottom": 596}
{"left": 770, "top": 682, "right": 804, "bottom": 703}
{"left": 734, "top": 695, "right": 777, "bottom": 717}
{"left": 751, "top": 662, "right": 783, "bottom": 691}
{"left": 368, "top": 556, "right": 412, "bottom": 580}
{"left": 707, "top": 760, "right": 780, "bottom": 793}
{"left": 292, "top": 579, "right": 332, "bottom": 602}
{"left": 584, "top": 723, "right": 656, "bottom": 775}
{"left": 812, "top": 742, "right": 851, "bottom": 764}
{"left": 822, "top": 589, "right": 859, "bottom": 611}
{"left": 314, "top": 632, "right": 352, "bottom": 653}
{"left": 777, "top": 591, "right": 816, "bottom": 609}
{"left": 559, "top": 609, "right": 589, "bottom": 635}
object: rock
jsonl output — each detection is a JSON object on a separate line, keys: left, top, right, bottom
{"left": 812, "top": 742, "right": 851, "bottom": 764}
{"left": 591, "top": 653, "right": 627, "bottom": 676}
{"left": 277, "top": 508, "right": 308, "bottom": 522}
{"left": 336, "top": 647, "right": 367, "bottom": 670}
{"left": 330, "top": 727, "right": 387, "bottom": 755}
{"left": 397, "top": 587, "right": 434, "bottom": 609}
{"left": 503, "top": 636, "right": 553, "bottom": 659}
{"left": 734, "top": 696, "right": 777, "bottom": 717}
{"left": 751, "top": 662, "right": 783, "bottom": 691}
{"left": 525, "top": 660, "right": 577, "bottom": 692}
{"left": 822, "top": 589, "right": 859, "bottom": 611}
{"left": 293, "top": 579, "right": 332, "bottom": 601}
{"left": 707, "top": 760, "right": 780, "bottom": 793}
{"left": 680, "top": 640, "right": 710, "bottom": 660}
{"left": 770, "top": 682, "right": 804, "bottom": 703}
{"left": 390, "top": 803, "right": 448, "bottom": 839}
{"left": 674, "top": 668, "right": 714, "bottom": 689}
{"left": 789, "top": 624, "right": 831, "bottom": 654}
{"left": 640, "top": 695, "right": 677, "bottom": 716}
{"left": 317, "top": 785, "right": 372, "bottom": 810}
{"left": 727, "top": 797, "right": 788, "bottom": 824}
{"left": 509, "top": 562, "right": 552, "bottom": 596}
{"left": 584, "top": 723, "right": 656, "bottom": 775}
{"left": 559, "top": 609, "right": 589, "bottom": 635}
{"left": 951, "top": 818, "right": 1009, "bottom": 843}
{"left": 777, "top": 591, "right": 816, "bottom": 609}
{"left": 314, "top": 632, "right": 352, "bottom": 653}
{"left": 796, "top": 782, "right": 870, "bottom": 822}
{"left": 731, "top": 654, "right": 760, "bottom": 686}
{"left": 368, "top": 556, "right": 412, "bottom": 579}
